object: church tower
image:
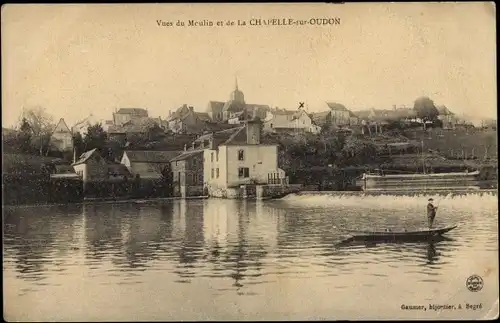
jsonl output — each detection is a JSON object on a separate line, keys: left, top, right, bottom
{"left": 230, "top": 77, "right": 245, "bottom": 104}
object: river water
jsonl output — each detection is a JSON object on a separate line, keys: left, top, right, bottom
{"left": 3, "top": 192, "right": 498, "bottom": 321}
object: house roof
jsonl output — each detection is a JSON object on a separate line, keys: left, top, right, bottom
{"left": 194, "top": 126, "right": 242, "bottom": 143}
{"left": 195, "top": 112, "right": 211, "bottom": 122}
{"left": 108, "top": 117, "right": 161, "bottom": 134}
{"left": 310, "top": 111, "right": 331, "bottom": 126}
{"left": 223, "top": 100, "right": 245, "bottom": 112}
{"left": 271, "top": 108, "right": 296, "bottom": 116}
{"left": 437, "top": 105, "right": 453, "bottom": 115}
{"left": 326, "top": 102, "right": 348, "bottom": 111}
{"left": 72, "top": 148, "right": 98, "bottom": 166}
{"left": 207, "top": 101, "right": 225, "bottom": 113}
{"left": 124, "top": 150, "right": 181, "bottom": 163}
{"left": 222, "top": 126, "right": 247, "bottom": 145}
{"left": 116, "top": 108, "right": 148, "bottom": 115}
{"left": 107, "top": 163, "right": 133, "bottom": 177}
{"left": 169, "top": 149, "right": 204, "bottom": 162}
{"left": 52, "top": 118, "right": 71, "bottom": 134}
{"left": 168, "top": 105, "right": 191, "bottom": 121}
{"left": 202, "top": 122, "right": 241, "bottom": 133}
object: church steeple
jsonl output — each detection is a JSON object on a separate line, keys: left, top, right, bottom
{"left": 229, "top": 76, "right": 245, "bottom": 104}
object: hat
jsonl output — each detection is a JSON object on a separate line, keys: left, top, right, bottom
{"left": 428, "top": 198, "right": 434, "bottom": 201}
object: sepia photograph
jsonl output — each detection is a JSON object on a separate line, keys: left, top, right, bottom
{"left": 2, "top": 2, "right": 498, "bottom": 321}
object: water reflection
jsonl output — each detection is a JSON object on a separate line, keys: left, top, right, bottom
{"left": 3, "top": 194, "right": 497, "bottom": 320}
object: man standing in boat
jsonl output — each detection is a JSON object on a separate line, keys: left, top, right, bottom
{"left": 427, "top": 198, "right": 438, "bottom": 228}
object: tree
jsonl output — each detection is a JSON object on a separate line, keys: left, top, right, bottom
{"left": 320, "top": 122, "right": 332, "bottom": 135}
{"left": 151, "top": 162, "right": 173, "bottom": 196}
{"left": 341, "top": 138, "right": 378, "bottom": 165}
{"left": 146, "top": 123, "right": 166, "bottom": 142}
{"left": 83, "top": 123, "right": 107, "bottom": 153}
{"left": 19, "top": 106, "right": 55, "bottom": 155}
{"left": 72, "top": 132, "right": 84, "bottom": 158}
{"left": 105, "top": 138, "right": 124, "bottom": 162}
{"left": 413, "top": 97, "right": 439, "bottom": 129}
{"left": 18, "top": 118, "right": 32, "bottom": 153}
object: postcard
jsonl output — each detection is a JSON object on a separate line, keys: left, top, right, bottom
{"left": 2, "top": 2, "right": 498, "bottom": 321}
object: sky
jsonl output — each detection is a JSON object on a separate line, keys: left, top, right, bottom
{"left": 1, "top": 3, "right": 497, "bottom": 129}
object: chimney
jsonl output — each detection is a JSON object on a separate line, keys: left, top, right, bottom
{"left": 246, "top": 120, "right": 261, "bottom": 145}
{"left": 393, "top": 105, "right": 397, "bottom": 110}
{"left": 183, "top": 104, "right": 187, "bottom": 109}
{"left": 169, "top": 110, "right": 172, "bottom": 117}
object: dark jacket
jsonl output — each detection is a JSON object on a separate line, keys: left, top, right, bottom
{"left": 427, "top": 203, "right": 437, "bottom": 217}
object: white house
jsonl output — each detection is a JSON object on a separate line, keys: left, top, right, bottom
{"left": 72, "top": 114, "right": 113, "bottom": 135}
{"left": 203, "top": 120, "right": 286, "bottom": 198}
{"left": 326, "top": 102, "right": 352, "bottom": 126}
{"left": 289, "top": 109, "right": 321, "bottom": 134}
{"left": 263, "top": 108, "right": 320, "bottom": 134}
{"left": 49, "top": 118, "right": 73, "bottom": 152}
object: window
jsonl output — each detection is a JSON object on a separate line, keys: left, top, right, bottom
{"left": 211, "top": 168, "right": 214, "bottom": 179}
{"left": 238, "top": 167, "right": 249, "bottom": 178}
{"left": 216, "top": 151, "right": 219, "bottom": 162}
{"left": 270, "top": 123, "right": 273, "bottom": 128}
{"left": 211, "top": 152, "right": 214, "bottom": 162}
{"left": 238, "top": 149, "right": 244, "bottom": 161}
{"left": 216, "top": 168, "right": 219, "bottom": 178}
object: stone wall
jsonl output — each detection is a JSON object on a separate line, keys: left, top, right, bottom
{"left": 256, "top": 184, "right": 303, "bottom": 200}
{"left": 206, "top": 185, "right": 242, "bottom": 198}
{"left": 206, "top": 183, "right": 302, "bottom": 199}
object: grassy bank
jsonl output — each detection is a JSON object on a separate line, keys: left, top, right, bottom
{"left": 401, "top": 128, "right": 497, "bottom": 159}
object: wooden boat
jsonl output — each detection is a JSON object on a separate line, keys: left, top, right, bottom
{"left": 344, "top": 224, "right": 458, "bottom": 242}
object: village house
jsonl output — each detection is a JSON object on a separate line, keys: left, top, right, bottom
{"left": 72, "top": 148, "right": 132, "bottom": 191}
{"left": 354, "top": 106, "right": 419, "bottom": 134}
{"left": 437, "top": 105, "right": 458, "bottom": 129}
{"left": 107, "top": 117, "right": 164, "bottom": 142}
{"left": 72, "top": 114, "right": 114, "bottom": 135}
{"left": 263, "top": 108, "right": 321, "bottom": 134}
{"left": 170, "top": 149, "right": 205, "bottom": 197}
{"left": 203, "top": 120, "right": 287, "bottom": 198}
{"left": 167, "top": 104, "right": 211, "bottom": 134}
{"left": 121, "top": 150, "right": 181, "bottom": 179}
{"left": 206, "top": 78, "right": 270, "bottom": 122}
{"left": 326, "top": 102, "right": 353, "bottom": 126}
{"left": 113, "top": 108, "right": 149, "bottom": 126}
{"left": 49, "top": 118, "right": 73, "bottom": 152}
{"left": 309, "top": 103, "right": 358, "bottom": 132}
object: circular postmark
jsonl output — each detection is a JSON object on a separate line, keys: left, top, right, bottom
{"left": 466, "top": 275, "right": 484, "bottom": 292}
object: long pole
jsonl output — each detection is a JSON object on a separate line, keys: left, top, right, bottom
{"left": 421, "top": 140, "right": 426, "bottom": 174}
